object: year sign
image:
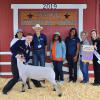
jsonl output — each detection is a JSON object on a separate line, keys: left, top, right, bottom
{"left": 43, "top": 4, "right": 57, "bottom": 9}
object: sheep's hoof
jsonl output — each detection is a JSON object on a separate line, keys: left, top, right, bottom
{"left": 58, "top": 94, "right": 62, "bottom": 97}
{"left": 21, "top": 90, "right": 25, "bottom": 92}
{"left": 35, "top": 85, "right": 44, "bottom": 88}
{"left": 53, "top": 88, "right": 56, "bottom": 91}
{"left": 28, "top": 87, "right": 32, "bottom": 89}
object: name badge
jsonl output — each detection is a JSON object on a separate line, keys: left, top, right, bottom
{"left": 38, "top": 45, "right": 42, "bottom": 48}
{"left": 26, "top": 50, "right": 29, "bottom": 54}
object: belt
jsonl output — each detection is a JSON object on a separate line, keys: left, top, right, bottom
{"left": 33, "top": 48, "right": 44, "bottom": 51}
{"left": 80, "top": 55, "right": 82, "bottom": 57}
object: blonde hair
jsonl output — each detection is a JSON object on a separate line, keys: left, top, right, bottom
{"left": 81, "top": 31, "right": 88, "bottom": 37}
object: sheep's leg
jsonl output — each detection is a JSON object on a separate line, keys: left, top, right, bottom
{"left": 53, "top": 84, "right": 62, "bottom": 97}
{"left": 26, "top": 79, "right": 32, "bottom": 89}
{"left": 21, "top": 76, "right": 27, "bottom": 92}
{"left": 52, "top": 81, "right": 56, "bottom": 91}
{"left": 48, "top": 78, "right": 62, "bottom": 97}
{"left": 22, "top": 82, "right": 26, "bottom": 92}
{"left": 53, "top": 88, "right": 56, "bottom": 91}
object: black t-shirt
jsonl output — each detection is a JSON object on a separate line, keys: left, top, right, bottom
{"left": 92, "top": 38, "right": 100, "bottom": 62}
{"left": 92, "top": 38, "right": 100, "bottom": 54}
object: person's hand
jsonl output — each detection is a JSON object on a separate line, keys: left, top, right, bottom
{"left": 46, "top": 51, "right": 48, "bottom": 56}
{"left": 94, "top": 45, "right": 97, "bottom": 50}
{"left": 63, "top": 59, "right": 66, "bottom": 62}
{"left": 73, "top": 56, "right": 78, "bottom": 62}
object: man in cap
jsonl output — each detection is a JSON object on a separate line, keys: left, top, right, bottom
{"left": 32, "top": 24, "right": 47, "bottom": 66}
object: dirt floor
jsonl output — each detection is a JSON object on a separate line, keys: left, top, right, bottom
{"left": 0, "top": 77, "right": 100, "bottom": 100}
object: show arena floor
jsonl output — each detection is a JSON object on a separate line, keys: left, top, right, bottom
{"left": 0, "top": 77, "right": 100, "bottom": 100}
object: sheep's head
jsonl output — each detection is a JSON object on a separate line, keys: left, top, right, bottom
{"left": 16, "top": 54, "right": 25, "bottom": 63}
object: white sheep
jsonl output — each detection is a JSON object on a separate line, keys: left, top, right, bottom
{"left": 16, "top": 54, "right": 62, "bottom": 97}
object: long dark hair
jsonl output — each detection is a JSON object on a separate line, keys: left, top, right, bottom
{"left": 69, "top": 28, "right": 78, "bottom": 38}
{"left": 52, "top": 34, "right": 62, "bottom": 43}
{"left": 15, "top": 32, "right": 24, "bottom": 38}
{"left": 91, "top": 29, "right": 97, "bottom": 34}
{"left": 91, "top": 29, "right": 97, "bottom": 40}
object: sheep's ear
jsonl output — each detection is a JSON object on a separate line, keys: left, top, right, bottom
{"left": 15, "top": 55, "right": 18, "bottom": 58}
{"left": 15, "top": 54, "right": 20, "bottom": 58}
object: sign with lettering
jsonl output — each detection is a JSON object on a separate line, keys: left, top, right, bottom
{"left": 82, "top": 45, "right": 94, "bottom": 63}
{"left": 20, "top": 10, "right": 78, "bottom": 26}
{"left": 43, "top": 4, "right": 57, "bottom": 9}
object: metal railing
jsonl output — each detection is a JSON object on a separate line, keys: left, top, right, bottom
{"left": 0, "top": 51, "right": 93, "bottom": 76}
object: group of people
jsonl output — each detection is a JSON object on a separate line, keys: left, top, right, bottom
{"left": 2, "top": 24, "right": 100, "bottom": 95}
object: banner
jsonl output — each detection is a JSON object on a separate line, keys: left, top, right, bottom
{"left": 82, "top": 45, "right": 94, "bottom": 63}
{"left": 20, "top": 10, "right": 78, "bottom": 26}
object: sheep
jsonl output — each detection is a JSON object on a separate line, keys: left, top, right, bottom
{"left": 16, "top": 54, "right": 62, "bottom": 97}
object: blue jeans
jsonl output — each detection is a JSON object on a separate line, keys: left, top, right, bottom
{"left": 33, "top": 49, "right": 45, "bottom": 67}
{"left": 53, "top": 61, "right": 64, "bottom": 81}
{"left": 80, "top": 60, "right": 89, "bottom": 82}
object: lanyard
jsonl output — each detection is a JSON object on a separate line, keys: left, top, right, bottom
{"left": 37, "top": 36, "right": 41, "bottom": 45}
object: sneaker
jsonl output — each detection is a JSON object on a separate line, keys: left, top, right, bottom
{"left": 80, "top": 80, "right": 84, "bottom": 83}
{"left": 56, "top": 80, "right": 60, "bottom": 83}
{"left": 73, "top": 79, "right": 77, "bottom": 83}
{"left": 92, "top": 83, "right": 100, "bottom": 86}
{"left": 68, "top": 79, "right": 73, "bottom": 82}
{"left": 2, "top": 91, "right": 7, "bottom": 95}
{"left": 59, "top": 81, "right": 64, "bottom": 85}
{"left": 80, "top": 80, "right": 88, "bottom": 84}
{"left": 73, "top": 80, "right": 76, "bottom": 83}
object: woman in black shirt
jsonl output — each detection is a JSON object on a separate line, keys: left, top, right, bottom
{"left": 91, "top": 29, "right": 100, "bottom": 86}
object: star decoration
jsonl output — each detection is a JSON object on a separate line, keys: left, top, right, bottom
{"left": 64, "top": 13, "right": 70, "bottom": 19}
{"left": 27, "top": 13, "right": 33, "bottom": 19}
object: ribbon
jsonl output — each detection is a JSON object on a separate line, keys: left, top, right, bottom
{"left": 94, "top": 50, "right": 100, "bottom": 64}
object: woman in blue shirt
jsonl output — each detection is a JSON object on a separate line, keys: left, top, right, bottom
{"left": 65, "top": 28, "right": 80, "bottom": 83}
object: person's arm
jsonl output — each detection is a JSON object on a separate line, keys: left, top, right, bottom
{"left": 76, "top": 43, "right": 80, "bottom": 56}
{"left": 30, "top": 38, "right": 34, "bottom": 46}
{"left": 22, "top": 41, "right": 31, "bottom": 63}
{"left": 44, "top": 35, "right": 48, "bottom": 55}
{"left": 10, "top": 40, "right": 22, "bottom": 55}
{"left": 45, "top": 45, "right": 48, "bottom": 54}
{"left": 73, "top": 40, "right": 80, "bottom": 62}
{"left": 62, "top": 41, "right": 66, "bottom": 60}
{"left": 65, "top": 37, "right": 69, "bottom": 60}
